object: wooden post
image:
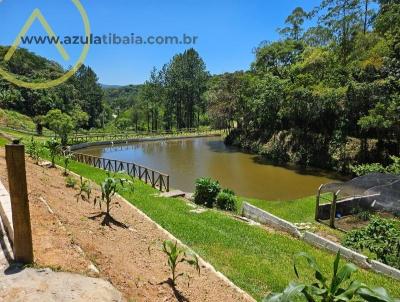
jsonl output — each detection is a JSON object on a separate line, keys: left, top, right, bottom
{"left": 329, "top": 190, "right": 340, "bottom": 229}
{"left": 315, "top": 184, "right": 323, "bottom": 221}
{"left": 5, "top": 140, "right": 34, "bottom": 264}
{"left": 166, "top": 175, "right": 170, "bottom": 192}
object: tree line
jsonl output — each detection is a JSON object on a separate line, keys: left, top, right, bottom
{"left": 111, "top": 48, "right": 209, "bottom": 132}
{"left": 0, "top": 46, "right": 104, "bottom": 130}
{"left": 206, "top": 0, "right": 400, "bottom": 171}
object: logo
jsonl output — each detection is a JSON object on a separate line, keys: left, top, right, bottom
{"left": 0, "top": 0, "right": 91, "bottom": 89}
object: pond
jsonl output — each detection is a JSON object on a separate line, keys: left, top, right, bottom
{"left": 80, "top": 136, "right": 340, "bottom": 201}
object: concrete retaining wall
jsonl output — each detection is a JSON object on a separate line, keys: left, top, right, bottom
{"left": 370, "top": 260, "right": 400, "bottom": 281}
{"left": 70, "top": 134, "right": 221, "bottom": 151}
{"left": 242, "top": 202, "right": 400, "bottom": 281}
{"left": 302, "top": 231, "right": 370, "bottom": 268}
{"left": 0, "top": 181, "right": 13, "bottom": 245}
{"left": 242, "top": 202, "right": 302, "bottom": 238}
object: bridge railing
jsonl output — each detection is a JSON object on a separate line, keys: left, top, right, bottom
{"left": 71, "top": 153, "right": 170, "bottom": 192}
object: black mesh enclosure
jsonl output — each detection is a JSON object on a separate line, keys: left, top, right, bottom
{"left": 320, "top": 173, "right": 400, "bottom": 214}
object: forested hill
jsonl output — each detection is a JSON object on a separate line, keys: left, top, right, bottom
{"left": 0, "top": 46, "right": 104, "bottom": 128}
{"left": 206, "top": 0, "right": 400, "bottom": 171}
{"left": 103, "top": 84, "right": 142, "bottom": 114}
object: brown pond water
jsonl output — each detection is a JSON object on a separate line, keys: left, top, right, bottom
{"left": 80, "top": 136, "right": 340, "bottom": 201}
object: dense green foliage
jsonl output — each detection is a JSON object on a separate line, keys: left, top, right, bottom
{"left": 0, "top": 46, "right": 104, "bottom": 129}
{"left": 265, "top": 252, "right": 399, "bottom": 302}
{"left": 343, "top": 217, "right": 400, "bottom": 269}
{"left": 193, "top": 177, "right": 221, "bottom": 208}
{"left": 207, "top": 0, "right": 400, "bottom": 171}
{"left": 216, "top": 190, "right": 238, "bottom": 212}
{"left": 351, "top": 156, "right": 400, "bottom": 175}
{"left": 117, "top": 49, "right": 209, "bottom": 131}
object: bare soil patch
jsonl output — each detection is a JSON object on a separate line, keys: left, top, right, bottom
{"left": 0, "top": 150, "right": 252, "bottom": 302}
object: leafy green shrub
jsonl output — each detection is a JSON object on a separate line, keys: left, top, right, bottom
{"left": 221, "top": 188, "right": 235, "bottom": 195}
{"left": 65, "top": 176, "right": 77, "bottom": 188}
{"left": 343, "top": 217, "right": 400, "bottom": 269}
{"left": 356, "top": 210, "right": 372, "bottom": 222}
{"left": 264, "top": 251, "right": 399, "bottom": 302}
{"left": 161, "top": 240, "right": 200, "bottom": 286}
{"left": 351, "top": 163, "right": 386, "bottom": 176}
{"left": 193, "top": 177, "right": 221, "bottom": 208}
{"left": 351, "top": 156, "right": 400, "bottom": 176}
{"left": 351, "top": 206, "right": 372, "bottom": 221}
{"left": 216, "top": 191, "right": 237, "bottom": 212}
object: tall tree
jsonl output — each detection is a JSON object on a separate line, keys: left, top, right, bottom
{"left": 164, "top": 49, "right": 209, "bottom": 129}
{"left": 279, "top": 7, "right": 309, "bottom": 40}
{"left": 73, "top": 65, "right": 104, "bottom": 128}
{"left": 319, "top": 0, "right": 363, "bottom": 62}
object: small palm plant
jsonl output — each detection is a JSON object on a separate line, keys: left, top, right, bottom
{"left": 161, "top": 240, "right": 200, "bottom": 286}
{"left": 45, "top": 138, "right": 60, "bottom": 167}
{"left": 264, "top": 251, "right": 399, "bottom": 302}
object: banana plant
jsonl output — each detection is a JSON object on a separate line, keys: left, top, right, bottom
{"left": 264, "top": 251, "right": 400, "bottom": 302}
{"left": 162, "top": 240, "right": 200, "bottom": 286}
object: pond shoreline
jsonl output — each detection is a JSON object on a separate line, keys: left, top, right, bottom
{"left": 77, "top": 136, "right": 342, "bottom": 201}
{"left": 70, "top": 133, "right": 221, "bottom": 151}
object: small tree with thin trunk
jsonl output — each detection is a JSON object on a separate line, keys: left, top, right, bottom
{"left": 44, "top": 109, "right": 74, "bottom": 146}
{"left": 45, "top": 138, "right": 60, "bottom": 167}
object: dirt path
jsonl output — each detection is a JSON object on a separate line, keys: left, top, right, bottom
{"left": 0, "top": 151, "right": 253, "bottom": 302}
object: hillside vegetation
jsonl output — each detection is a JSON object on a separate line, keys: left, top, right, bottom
{"left": 1, "top": 0, "right": 400, "bottom": 172}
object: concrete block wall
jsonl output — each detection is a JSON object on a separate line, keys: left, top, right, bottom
{"left": 242, "top": 202, "right": 400, "bottom": 281}
{"left": 242, "top": 202, "right": 302, "bottom": 238}
{"left": 302, "top": 231, "right": 370, "bottom": 268}
{"left": 0, "top": 181, "right": 13, "bottom": 245}
{"left": 370, "top": 260, "right": 400, "bottom": 281}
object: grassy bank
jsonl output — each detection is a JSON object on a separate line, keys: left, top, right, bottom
{"left": 0, "top": 128, "right": 398, "bottom": 299}
{"left": 238, "top": 196, "right": 317, "bottom": 223}
{"left": 52, "top": 158, "right": 400, "bottom": 301}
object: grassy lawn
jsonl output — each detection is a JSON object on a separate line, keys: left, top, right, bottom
{"left": 0, "top": 136, "right": 9, "bottom": 147}
{"left": 238, "top": 195, "right": 318, "bottom": 223}
{"left": 53, "top": 158, "right": 400, "bottom": 301}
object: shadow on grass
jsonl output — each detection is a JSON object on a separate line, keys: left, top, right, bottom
{"left": 88, "top": 212, "right": 128, "bottom": 229}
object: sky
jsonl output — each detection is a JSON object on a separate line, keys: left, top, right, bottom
{"left": 0, "top": 0, "right": 320, "bottom": 85}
